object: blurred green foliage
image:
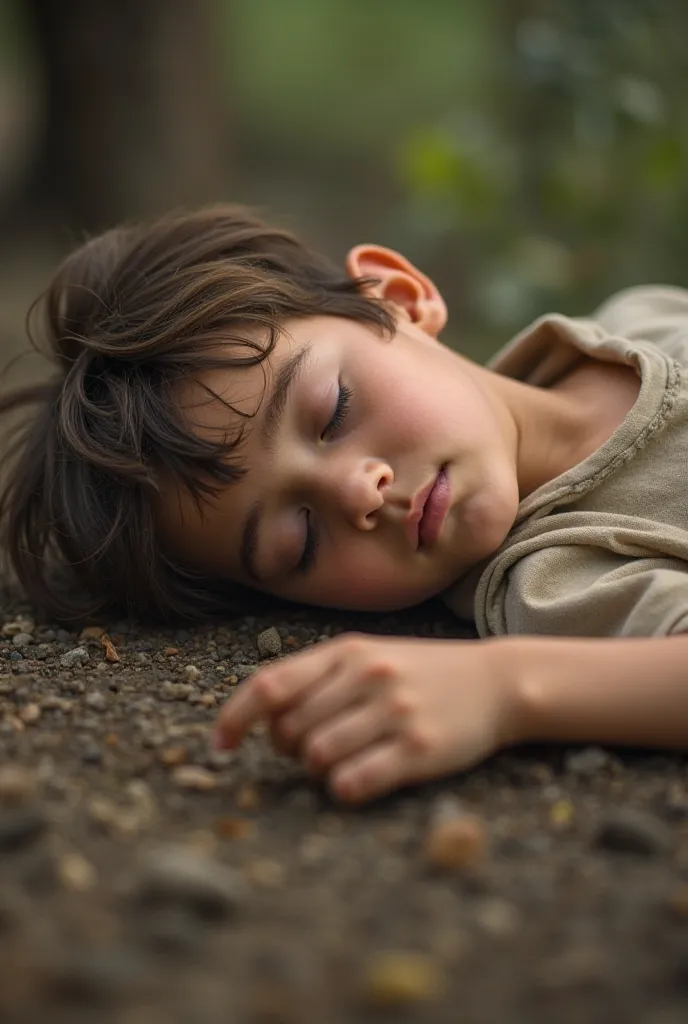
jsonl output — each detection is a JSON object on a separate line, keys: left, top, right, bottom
{"left": 2, "top": 0, "right": 687, "bottom": 359}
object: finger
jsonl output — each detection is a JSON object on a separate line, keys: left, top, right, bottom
{"left": 328, "top": 739, "right": 419, "bottom": 804}
{"left": 277, "top": 670, "right": 364, "bottom": 748}
{"left": 302, "top": 697, "right": 398, "bottom": 772}
{"left": 213, "top": 640, "right": 348, "bottom": 748}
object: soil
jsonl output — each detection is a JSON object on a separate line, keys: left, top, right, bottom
{"left": 0, "top": 589, "right": 686, "bottom": 1024}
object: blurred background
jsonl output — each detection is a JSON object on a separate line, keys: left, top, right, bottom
{"left": 0, "top": 0, "right": 687, "bottom": 380}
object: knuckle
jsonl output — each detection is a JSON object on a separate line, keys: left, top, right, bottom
{"left": 336, "top": 632, "right": 368, "bottom": 656}
{"left": 253, "top": 669, "right": 284, "bottom": 706}
{"left": 387, "top": 689, "right": 415, "bottom": 717}
{"left": 405, "top": 722, "right": 434, "bottom": 753}
{"left": 368, "top": 658, "right": 397, "bottom": 682}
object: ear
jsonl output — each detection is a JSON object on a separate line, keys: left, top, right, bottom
{"left": 345, "top": 244, "right": 447, "bottom": 338}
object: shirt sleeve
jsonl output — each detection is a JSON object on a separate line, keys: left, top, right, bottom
{"left": 502, "top": 549, "right": 688, "bottom": 637}
{"left": 472, "top": 513, "right": 688, "bottom": 638}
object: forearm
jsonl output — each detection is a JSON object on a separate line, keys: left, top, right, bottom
{"left": 500, "top": 633, "right": 688, "bottom": 750}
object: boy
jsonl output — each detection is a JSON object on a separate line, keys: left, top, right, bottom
{"left": 1, "top": 205, "right": 687, "bottom": 805}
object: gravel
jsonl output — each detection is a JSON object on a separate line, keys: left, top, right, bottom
{"left": 0, "top": 591, "right": 686, "bottom": 1023}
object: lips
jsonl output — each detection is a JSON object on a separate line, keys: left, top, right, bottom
{"left": 404, "top": 468, "right": 450, "bottom": 549}
{"left": 418, "top": 468, "right": 450, "bottom": 547}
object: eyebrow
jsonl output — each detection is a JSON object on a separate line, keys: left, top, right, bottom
{"left": 240, "top": 343, "right": 312, "bottom": 582}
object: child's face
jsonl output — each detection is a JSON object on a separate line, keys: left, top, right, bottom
{"left": 160, "top": 310, "right": 521, "bottom": 612}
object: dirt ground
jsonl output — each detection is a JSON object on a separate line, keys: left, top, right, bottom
{"left": 0, "top": 586, "right": 685, "bottom": 1024}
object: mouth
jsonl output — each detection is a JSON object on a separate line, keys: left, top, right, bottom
{"left": 405, "top": 467, "right": 450, "bottom": 549}
{"left": 418, "top": 466, "right": 450, "bottom": 548}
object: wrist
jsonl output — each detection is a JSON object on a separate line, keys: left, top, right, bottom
{"left": 487, "top": 635, "right": 543, "bottom": 747}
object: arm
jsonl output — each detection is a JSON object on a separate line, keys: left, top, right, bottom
{"left": 506, "top": 633, "right": 688, "bottom": 749}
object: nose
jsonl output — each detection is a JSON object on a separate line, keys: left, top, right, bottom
{"left": 318, "top": 455, "right": 393, "bottom": 530}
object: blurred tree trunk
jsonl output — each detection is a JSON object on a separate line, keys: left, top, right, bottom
{"left": 23, "top": 0, "right": 228, "bottom": 232}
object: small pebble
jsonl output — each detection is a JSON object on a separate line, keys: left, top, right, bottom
{"left": 549, "top": 799, "right": 574, "bottom": 828}
{"left": 161, "top": 681, "right": 194, "bottom": 701}
{"left": 60, "top": 647, "right": 89, "bottom": 668}
{"left": 84, "top": 691, "right": 107, "bottom": 711}
{"left": 424, "top": 814, "right": 487, "bottom": 871}
{"left": 133, "top": 844, "right": 245, "bottom": 920}
{"left": 473, "top": 897, "right": 520, "bottom": 936}
{"left": 18, "top": 702, "right": 41, "bottom": 725}
{"left": 172, "top": 766, "right": 218, "bottom": 791}
{"left": 593, "top": 808, "right": 674, "bottom": 856}
{"left": 234, "top": 663, "right": 258, "bottom": 681}
{"left": 58, "top": 852, "right": 97, "bottom": 891}
{"left": 298, "top": 833, "right": 331, "bottom": 866}
{"left": 257, "top": 627, "right": 282, "bottom": 659}
{"left": 564, "top": 746, "right": 615, "bottom": 777}
{"left": 362, "top": 951, "right": 444, "bottom": 1008}
{"left": 215, "top": 817, "right": 255, "bottom": 840}
{"left": 235, "top": 782, "right": 261, "bottom": 810}
{"left": 0, "top": 765, "right": 37, "bottom": 806}
{"left": 245, "top": 857, "right": 285, "bottom": 888}
{"left": 159, "top": 746, "right": 188, "bottom": 767}
{"left": 184, "top": 665, "right": 202, "bottom": 682}
{"left": 12, "top": 633, "right": 33, "bottom": 648}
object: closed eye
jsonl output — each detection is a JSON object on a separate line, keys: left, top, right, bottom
{"left": 321, "top": 382, "right": 353, "bottom": 440}
{"left": 296, "top": 382, "right": 354, "bottom": 575}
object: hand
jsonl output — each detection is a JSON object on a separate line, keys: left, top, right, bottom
{"left": 213, "top": 633, "right": 522, "bottom": 804}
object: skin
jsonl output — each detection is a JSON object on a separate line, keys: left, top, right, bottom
{"left": 159, "top": 245, "right": 642, "bottom": 803}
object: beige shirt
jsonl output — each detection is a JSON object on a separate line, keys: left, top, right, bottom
{"left": 442, "top": 286, "right": 688, "bottom": 637}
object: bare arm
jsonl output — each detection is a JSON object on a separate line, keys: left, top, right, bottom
{"left": 505, "top": 633, "right": 688, "bottom": 749}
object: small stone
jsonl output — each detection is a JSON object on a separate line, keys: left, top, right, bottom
{"left": 363, "top": 951, "right": 444, "bottom": 1008}
{"left": 234, "top": 782, "right": 261, "bottom": 810}
{"left": 160, "top": 681, "right": 193, "bottom": 701}
{"left": 0, "top": 765, "right": 37, "bottom": 806}
{"left": 473, "top": 897, "right": 520, "bottom": 936}
{"left": 159, "top": 746, "right": 188, "bottom": 767}
{"left": 172, "top": 766, "right": 217, "bottom": 791}
{"left": 12, "top": 633, "right": 33, "bottom": 648}
{"left": 58, "top": 852, "right": 97, "bottom": 891}
{"left": 184, "top": 665, "right": 202, "bottom": 683}
{"left": 245, "top": 857, "right": 285, "bottom": 888}
{"left": 163, "top": 647, "right": 179, "bottom": 656}
{"left": 0, "top": 808, "right": 47, "bottom": 852}
{"left": 424, "top": 814, "right": 487, "bottom": 871}
{"left": 549, "top": 799, "right": 574, "bottom": 828}
{"left": 564, "top": 746, "right": 615, "bottom": 777}
{"left": 215, "top": 817, "right": 255, "bottom": 840}
{"left": 84, "top": 691, "right": 107, "bottom": 711}
{"left": 87, "top": 797, "right": 141, "bottom": 839}
{"left": 18, "top": 703, "right": 41, "bottom": 725}
{"left": 593, "top": 808, "right": 674, "bottom": 856}
{"left": 257, "top": 627, "right": 282, "bottom": 659}
{"left": 234, "top": 663, "right": 258, "bottom": 681}
{"left": 60, "top": 646, "right": 89, "bottom": 669}
{"left": 298, "top": 833, "right": 331, "bottom": 866}
{"left": 133, "top": 844, "right": 246, "bottom": 920}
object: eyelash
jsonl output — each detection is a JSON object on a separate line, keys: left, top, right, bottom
{"left": 296, "top": 383, "right": 353, "bottom": 574}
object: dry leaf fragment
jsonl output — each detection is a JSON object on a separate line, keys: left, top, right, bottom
{"left": 101, "top": 633, "right": 120, "bottom": 663}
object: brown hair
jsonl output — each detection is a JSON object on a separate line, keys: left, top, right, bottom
{"left": 0, "top": 205, "right": 395, "bottom": 623}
